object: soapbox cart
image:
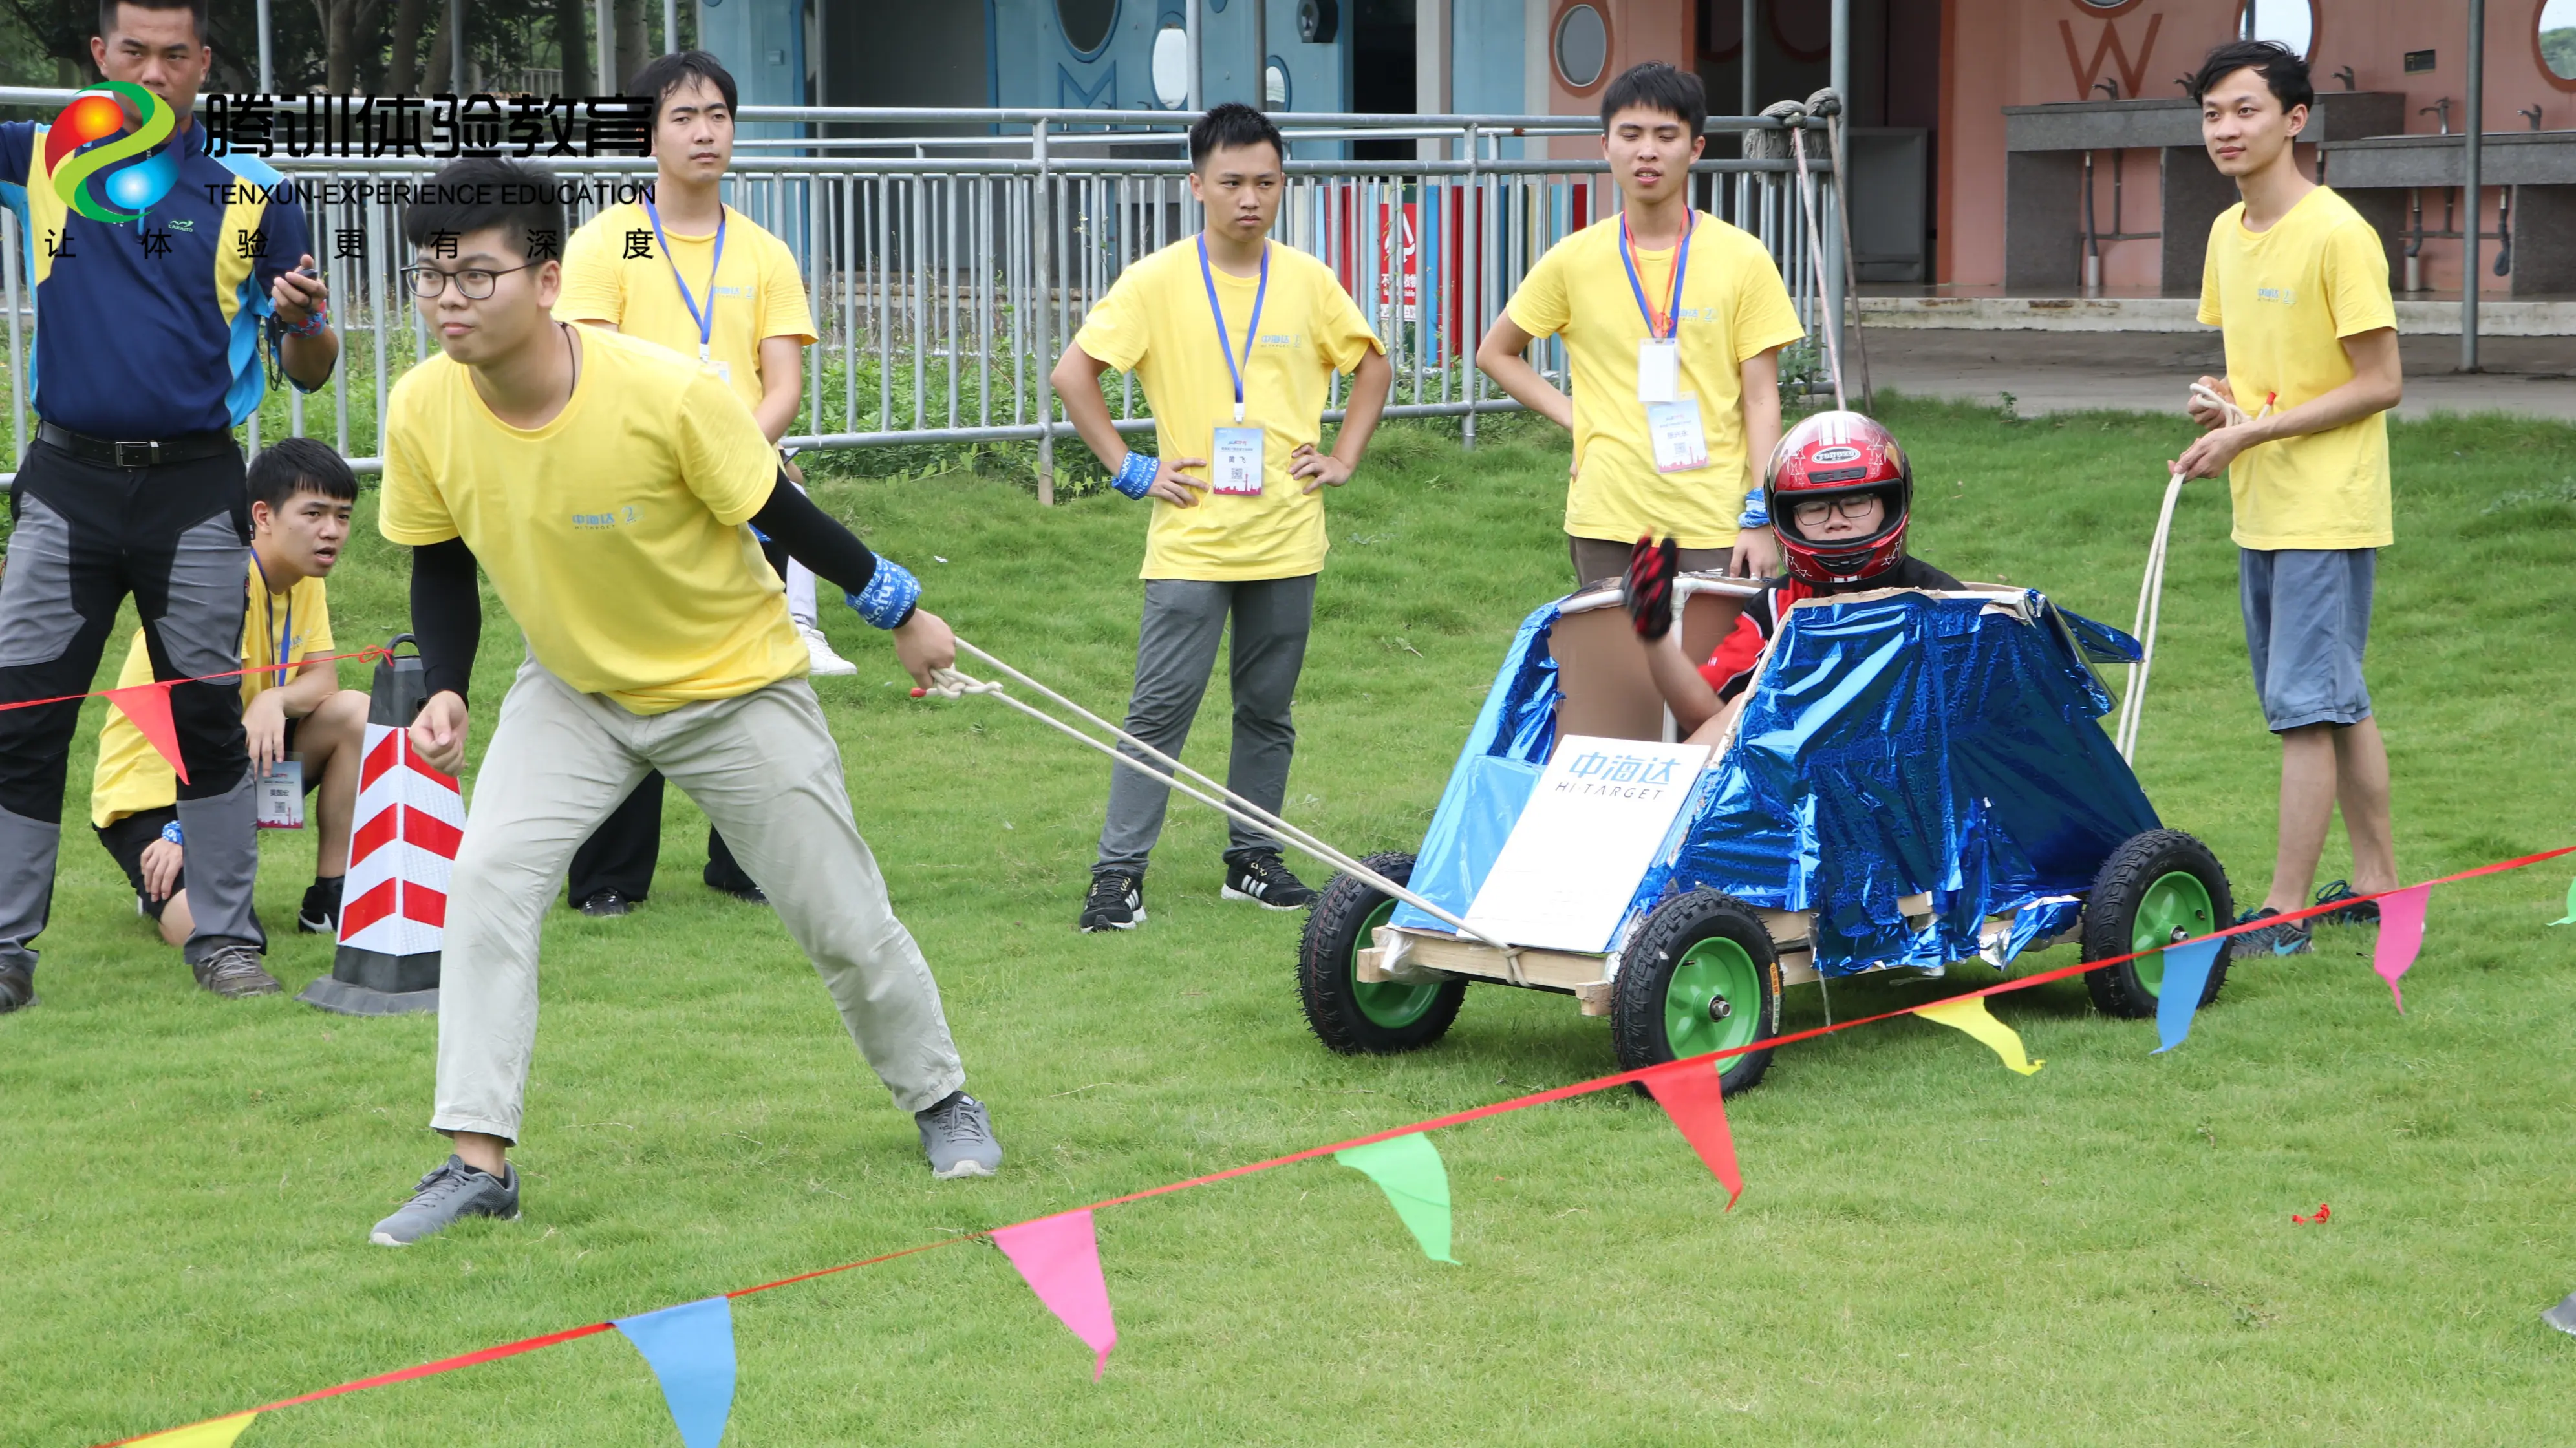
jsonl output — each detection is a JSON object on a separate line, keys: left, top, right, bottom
{"left": 1294, "top": 575, "right": 2237, "bottom": 1095}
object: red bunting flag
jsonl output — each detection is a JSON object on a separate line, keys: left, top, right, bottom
{"left": 2372, "top": 884, "right": 2432, "bottom": 1012}
{"left": 1640, "top": 1059, "right": 1744, "bottom": 1209}
{"left": 2292, "top": 1203, "right": 2331, "bottom": 1224}
{"left": 990, "top": 1209, "right": 1117, "bottom": 1380}
{"left": 105, "top": 682, "right": 189, "bottom": 785}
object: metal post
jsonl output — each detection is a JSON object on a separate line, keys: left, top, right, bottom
{"left": 1185, "top": 0, "right": 1202, "bottom": 111}
{"left": 1741, "top": 0, "right": 1756, "bottom": 114}
{"left": 1830, "top": 0, "right": 1849, "bottom": 109}
{"left": 596, "top": 0, "right": 616, "bottom": 96}
{"left": 257, "top": 0, "right": 274, "bottom": 91}
{"left": 1254, "top": 0, "right": 1269, "bottom": 109}
{"left": 1461, "top": 122, "right": 1478, "bottom": 449}
{"left": 447, "top": 0, "right": 464, "bottom": 92}
{"left": 1033, "top": 120, "right": 1055, "bottom": 505}
{"left": 2462, "top": 0, "right": 2484, "bottom": 371}
{"left": 663, "top": 0, "right": 679, "bottom": 54}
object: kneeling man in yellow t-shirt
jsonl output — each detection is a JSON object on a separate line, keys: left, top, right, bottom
{"left": 88, "top": 439, "right": 370, "bottom": 994}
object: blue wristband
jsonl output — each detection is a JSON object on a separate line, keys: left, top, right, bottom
{"left": 846, "top": 559, "right": 922, "bottom": 631}
{"left": 1737, "top": 492, "right": 1770, "bottom": 529}
{"left": 1111, "top": 450, "right": 1159, "bottom": 500}
{"left": 160, "top": 820, "right": 184, "bottom": 846}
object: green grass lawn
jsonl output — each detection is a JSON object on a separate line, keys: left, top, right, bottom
{"left": 7, "top": 399, "right": 2575, "bottom": 1446}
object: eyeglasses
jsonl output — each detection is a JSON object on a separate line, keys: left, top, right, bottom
{"left": 1790, "top": 496, "right": 1883, "bottom": 526}
{"left": 401, "top": 262, "right": 538, "bottom": 300}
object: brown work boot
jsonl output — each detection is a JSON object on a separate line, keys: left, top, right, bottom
{"left": 191, "top": 942, "right": 281, "bottom": 998}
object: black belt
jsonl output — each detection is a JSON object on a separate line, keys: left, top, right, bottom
{"left": 37, "top": 421, "right": 237, "bottom": 469}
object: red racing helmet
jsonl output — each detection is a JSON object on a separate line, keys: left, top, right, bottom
{"left": 1763, "top": 410, "right": 1913, "bottom": 586}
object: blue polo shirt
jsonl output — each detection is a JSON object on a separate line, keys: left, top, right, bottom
{"left": 0, "top": 115, "right": 322, "bottom": 439}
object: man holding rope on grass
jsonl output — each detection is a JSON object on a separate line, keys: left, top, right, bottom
{"left": 1050, "top": 102, "right": 1392, "bottom": 933}
{"left": 2172, "top": 40, "right": 2403, "bottom": 961}
{"left": 366, "top": 158, "right": 1000, "bottom": 1247}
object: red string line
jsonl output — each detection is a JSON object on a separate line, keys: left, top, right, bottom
{"left": 1, "top": 647, "right": 395, "bottom": 716}
{"left": 87, "top": 840, "right": 2576, "bottom": 1445}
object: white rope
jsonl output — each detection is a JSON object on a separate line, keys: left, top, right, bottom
{"left": 923, "top": 645, "right": 1519, "bottom": 953}
{"left": 2114, "top": 383, "right": 2261, "bottom": 762}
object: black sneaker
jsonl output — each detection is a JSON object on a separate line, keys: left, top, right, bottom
{"left": 1222, "top": 850, "right": 1319, "bottom": 910}
{"left": 0, "top": 966, "right": 32, "bottom": 1014}
{"left": 2228, "top": 906, "right": 2313, "bottom": 960}
{"left": 297, "top": 876, "right": 345, "bottom": 935}
{"left": 2312, "top": 880, "right": 2381, "bottom": 927}
{"left": 704, "top": 863, "right": 768, "bottom": 906}
{"left": 369, "top": 1155, "right": 521, "bottom": 1246}
{"left": 1079, "top": 871, "right": 1145, "bottom": 932}
{"left": 577, "top": 889, "right": 634, "bottom": 918}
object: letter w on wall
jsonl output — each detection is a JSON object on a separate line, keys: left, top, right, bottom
{"left": 2060, "top": 13, "right": 2162, "bottom": 100}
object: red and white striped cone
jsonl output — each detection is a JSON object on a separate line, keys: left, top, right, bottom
{"left": 299, "top": 638, "right": 457, "bottom": 1016}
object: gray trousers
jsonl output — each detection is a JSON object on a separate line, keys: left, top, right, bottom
{"left": 1095, "top": 575, "right": 1316, "bottom": 874}
{"left": 433, "top": 658, "right": 966, "bottom": 1143}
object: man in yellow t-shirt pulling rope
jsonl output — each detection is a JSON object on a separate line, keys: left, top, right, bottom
{"left": 86, "top": 439, "right": 371, "bottom": 990}
{"left": 2171, "top": 40, "right": 2405, "bottom": 961}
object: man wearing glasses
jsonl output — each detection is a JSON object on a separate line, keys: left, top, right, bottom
{"left": 365, "top": 158, "right": 999, "bottom": 1246}
{"left": 0, "top": 0, "right": 339, "bottom": 1009}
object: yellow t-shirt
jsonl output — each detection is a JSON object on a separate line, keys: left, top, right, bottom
{"left": 2197, "top": 186, "right": 2398, "bottom": 550}
{"left": 557, "top": 200, "right": 818, "bottom": 417}
{"left": 90, "top": 562, "right": 335, "bottom": 828}
{"left": 1073, "top": 237, "right": 1384, "bottom": 581}
{"left": 1506, "top": 211, "right": 1805, "bottom": 549}
{"left": 378, "top": 327, "right": 803, "bottom": 714}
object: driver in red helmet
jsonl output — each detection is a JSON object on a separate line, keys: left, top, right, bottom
{"left": 1624, "top": 411, "right": 1963, "bottom": 744}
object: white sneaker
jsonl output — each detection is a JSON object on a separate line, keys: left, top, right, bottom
{"left": 799, "top": 622, "right": 858, "bottom": 676}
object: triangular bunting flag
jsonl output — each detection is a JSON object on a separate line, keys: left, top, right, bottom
{"left": 1335, "top": 1133, "right": 1457, "bottom": 1263}
{"left": 1639, "top": 1058, "right": 1744, "bottom": 1208}
{"left": 2151, "top": 938, "right": 2225, "bottom": 1054}
{"left": 1912, "top": 995, "right": 2043, "bottom": 1074}
{"left": 613, "top": 1296, "right": 736, "bottom": 1448}
{"left": 106, "top": 682, "right": 189, "bottom": 785}
{"left": 122, "top": 1413, "right": 259, "bottom": 1447}
{"left": 991, "top": 1209, "right": 1117, "bottom": 1380}
{"left": 2549, "top": 877, "right": 2575, "bottom": 928}
{"left": 2372, "top": 884, "right": 2432, "bottom": 1012}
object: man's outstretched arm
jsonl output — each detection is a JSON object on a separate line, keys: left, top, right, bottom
{"left": 747, "top": 478, "right": 956, "bottom": 686}
{"left": 407, "top": 538, "right": 482, "bottom": 775}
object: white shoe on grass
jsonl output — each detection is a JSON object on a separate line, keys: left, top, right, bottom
{"left": 800, "top": 623, "right": 858, "bottom": 676}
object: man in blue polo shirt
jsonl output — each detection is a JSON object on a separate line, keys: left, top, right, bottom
{"left": 0, "top": 0, "right": 339, "bottom": 1008}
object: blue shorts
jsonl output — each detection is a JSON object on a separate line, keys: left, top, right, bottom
{"left": 2239, "top": 548, "right": 2376, "bottom": 733}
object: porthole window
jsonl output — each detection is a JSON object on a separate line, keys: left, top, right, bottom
{"left": 2540, "top": 0, "right": 2576, "bottom": 90}
{"left": 1265, "top": 58, "right": 1290, "bottom": 111}
{"left": 1554, "top": 4, "right": 1609, "bottom": 90}
{"left": 1152, "top": 24, "right": 1189, "bottom": 107}
{"left": 1058, "top": 0, "right": 1119, "bottom": 59}
{"left": 2238, "top": 0, "right": 2315, "bottom": 59}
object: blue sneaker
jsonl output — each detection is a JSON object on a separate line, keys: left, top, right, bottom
{"left": 370, "top": 1155, "right": 520, "bottom": 1246}
{"left": 2312, "top": 880, "right": 2381, "bottom": 927}
{"left": 2229, "top": 907, "right": 2313, "bottom": 960}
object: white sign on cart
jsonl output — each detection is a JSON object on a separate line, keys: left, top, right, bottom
{"left": 1462, "top": 735, "right": 1710, "bottom": 953}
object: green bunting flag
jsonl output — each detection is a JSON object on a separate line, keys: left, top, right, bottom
{"left": 1335, "top": 1133, "right": 1457, "bottom": 1264}
{"left": 2549, "top": 877, "right": 2575, "bottom": 927}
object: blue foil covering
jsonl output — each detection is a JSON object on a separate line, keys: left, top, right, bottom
{"left": 1393, "top": 589, "right": 2162, "bottom": 976}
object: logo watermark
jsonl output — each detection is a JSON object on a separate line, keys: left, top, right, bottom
{"left": 48, "top": 81, "right": 177, "bottom": 222}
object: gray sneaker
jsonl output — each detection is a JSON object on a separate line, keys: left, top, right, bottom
{"left": 370, "top": 1155, "right": 521, "bottom": 1246}
{"left": 916, "top": 1091, "right": 1002, "bottom": 1179}
{"left": 191, "top": 943, "right": 281, "bottom": 998}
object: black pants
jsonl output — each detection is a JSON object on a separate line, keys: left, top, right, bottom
{"left": 0, "top": 440, "right": 261, "bottom": 977}
{"left": 566, "top": 771, "right": 758, "bottom": 902}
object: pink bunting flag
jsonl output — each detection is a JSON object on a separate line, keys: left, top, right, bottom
{"left": 991, "top": 1209, "right": 1117, "bottom": 1380}
{"left": 2372, "top": 884, "right": 2432, "bottom": 1012}
{"left": 106, "top": 682, "right": 189, "bottom": 785}
{"left": 1640, "top": 1059, "right": 1743, "bottom": 1209}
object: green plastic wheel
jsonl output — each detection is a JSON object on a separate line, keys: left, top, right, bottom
{"left": 1662, "top": 937, "right": 1765, "bottom": 1060}
{"left": 1351, "top": 897, "right": 1444, "bottom": 1029}
{"left": 1613, "top": 889, "right": 1783, "bottom": 1096}
{"left": 2081, "top": 829, "right": 2234, "bottom": 1019}
{"left": 2127, "top": 869, "right": 2216, "bottom": 999}
{"left": 1297, "top": 852, "right": 1468, "bottom": 1054}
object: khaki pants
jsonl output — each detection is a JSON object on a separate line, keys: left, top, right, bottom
{"left": 431, "top": 658, "right": 966, "bottom": 1142}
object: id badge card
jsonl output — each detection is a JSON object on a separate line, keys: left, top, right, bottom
{"left": 256, "top": 756, "right": 305, "bottom": 829}
{"left": 1636, "top": 339, "right": 1680, "bottom": 403}
{"left": 1211, "top": 425, "right": 1267, "bottom": 496}
{"left": 1646, "top": 398, "right": 1710, "bottom": 474}
{"left": 707, "top": 359, "right": 733, "bottom": 385}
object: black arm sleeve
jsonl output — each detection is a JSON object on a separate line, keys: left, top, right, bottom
{"left": 746, "top": 476, "right": 882, "bottom": 597}
{"left": 410, "top": 537, "right": 482, "bottom": 703}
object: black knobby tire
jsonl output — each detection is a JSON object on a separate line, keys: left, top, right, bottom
{"left": 1611, "top": 889, "right": 1783, "bottom": 1097}
{"left": 1296, "top": 852, "right": 1468, "bottom": 1055}
{"left": 2081, "top": 828, "right": 2235, "bottom": 1019}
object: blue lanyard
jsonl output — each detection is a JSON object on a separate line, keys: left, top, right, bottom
{"left": 1618, "top": 210, "right": 1694, "bottom": 341}
{"left": 1197, "top": 235, "right": 1269, "bottom": 423}
{"left": 643, "top": 194, "right": 726, "bottom": 362}
{"left": 249, "top": 554, "right": 291, "bottom": 687}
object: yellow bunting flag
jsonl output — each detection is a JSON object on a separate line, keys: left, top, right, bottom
{"left": 123, "top": 1412, "right": 259, "bottom": 1447}
{"left": 1913, "top": 996, "right": 2044, "bottom": 1075}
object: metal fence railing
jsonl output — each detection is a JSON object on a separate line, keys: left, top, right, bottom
{"left": 0, "top": 98, "right": 1841, "bottom": 495}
